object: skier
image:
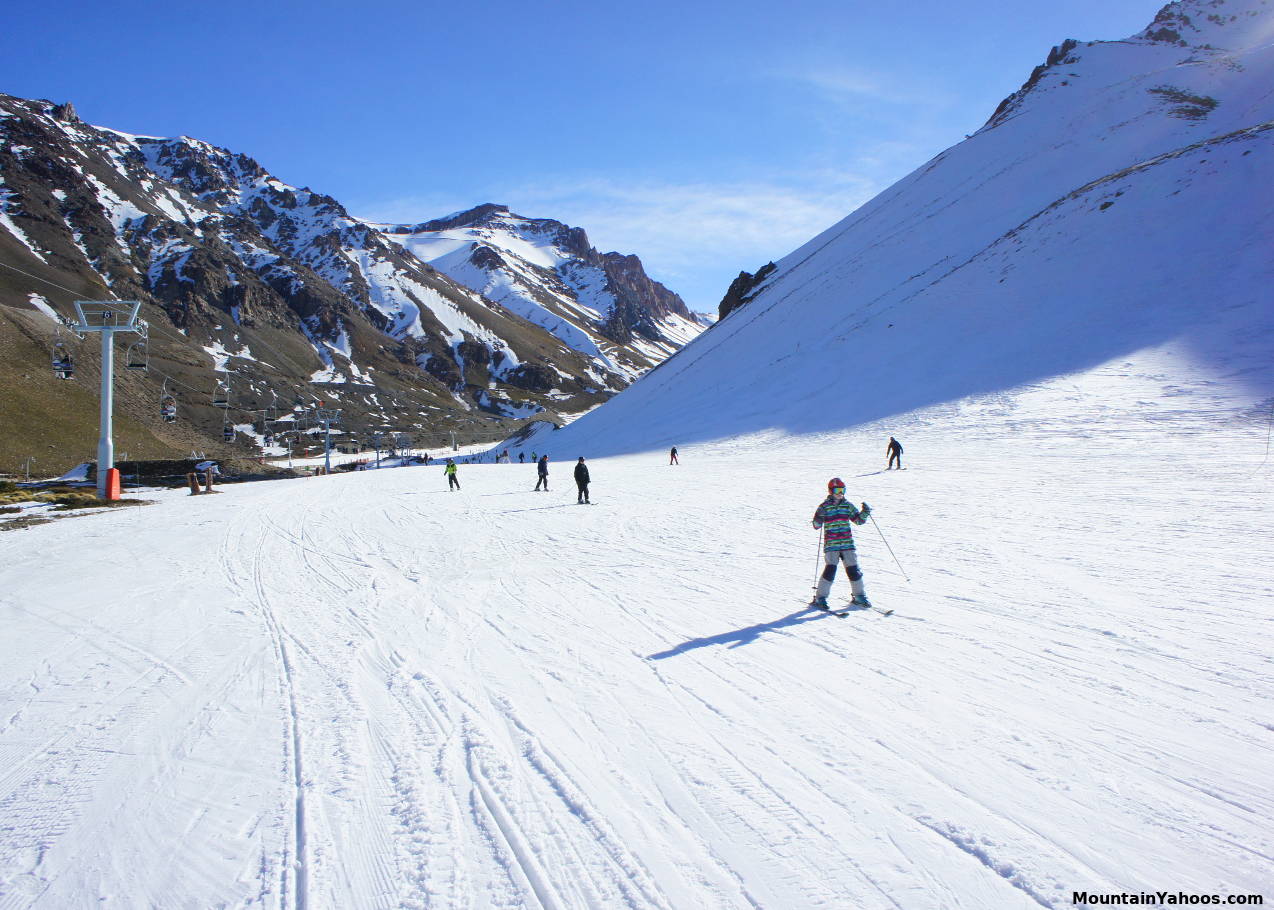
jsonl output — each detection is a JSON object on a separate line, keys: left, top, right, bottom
{"left": 574, "top": 457, "right": 591, "bottom": 504}
{"left": 519, "top": 451, "right": 525, "bottom": 463}
{"left": 534, "top": 454, "right": 549, "bottom": 491}
{"left": 811, "top": 477, "right": 872, "bottom": 609}
{"left": 886, "top": 437, "right": 903, "bottom": 470}
{"left": 669, "top": 446, "right": 679, "bottom": 465}
{"left": 444, "top": 458, "right": 460, "bottom": 491}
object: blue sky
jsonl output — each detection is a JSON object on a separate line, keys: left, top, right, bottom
{"left": 2, "top": 0, "right": 1156, "bottom": 311}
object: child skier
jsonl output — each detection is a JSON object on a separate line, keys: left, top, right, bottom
{"left": 811, "top": 477, "right": 872, "bottom": 609}
{"left": 444, "top": 458, "right": 460, "bottom": 490}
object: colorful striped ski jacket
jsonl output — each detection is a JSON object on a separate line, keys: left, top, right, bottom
{"left": 813, "top": 496, "right": 867, "bottom": 551}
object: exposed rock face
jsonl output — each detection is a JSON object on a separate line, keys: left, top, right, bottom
{"left": 717, "top": 262, "right": 777, "bottom": 320}
{"left": 0, "top": 93, "right": 677, "bottom": 463}
{"left": 381, "top": 204, "right": 711, "bottom": 384}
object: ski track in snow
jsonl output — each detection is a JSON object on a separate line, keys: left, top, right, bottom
{"left": 1, "top": 418, "right": 1272, "bottom": 908}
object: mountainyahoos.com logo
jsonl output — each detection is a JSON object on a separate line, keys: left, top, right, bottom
{"left": 1073, "top": 893, "right": 1264, "bottom": 906}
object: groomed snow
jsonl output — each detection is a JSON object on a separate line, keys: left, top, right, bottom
{"left": 0, "top": 384, "right": 1270, "bottom": 907}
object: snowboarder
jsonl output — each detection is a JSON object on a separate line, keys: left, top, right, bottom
{"left": 811, "top": 477, "right": 872, "bottom": 609}
{"left": 444, "top": 458, "right": 460, "bottom": 490}
{"left": 574, "top": 457, "right": 591, "bottom": 504}
{"left": 534, "top": 455, "right": 549, "bottom": 491}
{"left": 669, "top": 446, "right": 679, "bottom": 465}
{"left": 886, "top": 437, "right": 903, "bottom": 470}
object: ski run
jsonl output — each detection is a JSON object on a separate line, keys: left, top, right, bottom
{"left": 1, "top": 387, "right": 1271, "bottom": 908}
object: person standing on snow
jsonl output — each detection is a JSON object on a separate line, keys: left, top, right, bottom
{"left": 444, "top": 458, "right": 460, "bottom": 491}
{"left": 519, "top": 452, "right": 525, "bottom": 463}
{"left": 669, "top": 446, "right": 679, "bottom": 465}
{"left": 811, "top": 477, "right": 872, "bottom": 609}
{"left": 574, "top": 457, "right": 591, "bottom": 504}
{"left": 886, "top": 437, "right": 903, "bottom": 470}
{"left": 534, "top": 454, "right": 549, "bottom": 491}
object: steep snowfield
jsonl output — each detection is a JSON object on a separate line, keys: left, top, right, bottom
{"left": 0, "top": 408, "right": 1270, "bottom": 908}
{"left": 514, "top": 7, "right": 1273, "bottom": 458}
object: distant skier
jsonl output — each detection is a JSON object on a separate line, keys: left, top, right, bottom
{"left": 574, "top": 457, "right": 591, "bottom": 504}
{"left": 811, "top": 477, "right": 872, "bottom": 609}
{"left": 519, "top": 451, "right": 525, "bottom": 463}
{"left": 669, "top": 446, "right": 679, "bottom": 465}
{"left": 886, "top": 437, "right": 903, "bottom": 470}
{"left": 534, "top": 455, "right": 549, "bottom": 491}
{"left": 444, "top": 458, "right": 460, "bottom": 491}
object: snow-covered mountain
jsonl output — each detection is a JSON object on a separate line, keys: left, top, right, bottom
{"left": 2, "top": 4, "right": 1272, "bottom": 907}
{"left": 0, "top": 101, "right": 700, "bottom": 469}
{"left": 521, "top": 0, "right": 1273, "bottom": 458}
{"left": 377, "top": 204, "right": 711, "bottom": 383}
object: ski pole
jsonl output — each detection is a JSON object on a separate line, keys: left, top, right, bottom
{"left": 869, "top": 514, "right": 910, "bottom": 583}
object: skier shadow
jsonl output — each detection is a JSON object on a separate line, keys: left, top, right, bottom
{"left": 648, "top": 608, "right": 832, "bottom": 660}
{"left": 501, "top": 503, "right": 573, "bottom": 513}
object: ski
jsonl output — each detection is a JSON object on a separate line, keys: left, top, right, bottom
{"left": 808, "top": 600, "right": 892, "bottom": 617}
{"left": 808, "top": 602, "right": 853, "bottom": 618}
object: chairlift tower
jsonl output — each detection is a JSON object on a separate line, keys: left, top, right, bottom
{"left": 314, "top": 407, "right": 341, "bottom": 474}
{"left": 74, "top": 301, "right": 143, "bottom": 498}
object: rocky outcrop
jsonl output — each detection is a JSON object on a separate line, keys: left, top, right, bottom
{"left": 717, "top": 262, "right": 777, "bottom": 320}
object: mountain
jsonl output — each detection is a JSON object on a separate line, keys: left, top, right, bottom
{"left": 517, "top": 0, "right": 1274, "bottom": 458}
{"left": 0, "top": 98, "right": 701, "bottom": 472}
{"left": 377, "top": 204, "right": 711, "bottom": 383}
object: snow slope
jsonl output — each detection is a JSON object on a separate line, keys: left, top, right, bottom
{"left": 513, "top": 0, "right": 1273, "bottom": 458}
{"left": 0, "top": 410, "right": 1270, "bottom": 908}
{"left": 2, "top": 4, "right": 1272, "bottom": 907}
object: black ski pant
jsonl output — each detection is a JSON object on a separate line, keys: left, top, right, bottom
{"left": 887, "top": 451, "right": 902, "bottom": 469}
{"left": 448, "top": 474, "right": 460, "bottom": 490}
{"left": 535, "top": 474, "right": 548, "bottom": 491}
{"left": 576, "top": 482, "right": 589, "bottom": 503}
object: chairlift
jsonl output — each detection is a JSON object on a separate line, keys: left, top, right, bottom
{"left": 160, "top": 379, "right": 177, "bottom": 422}
{"left": 222, "top": 420, "right": 235, "bottom": 443}
{"left": 125, "top": 339, "right": 149, "bottom": 372}
{"left": 51, "top": 333, "right": 74, "bottom": 379}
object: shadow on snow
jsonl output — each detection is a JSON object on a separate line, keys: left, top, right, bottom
{"left": 648, "top": 608, "right": 834, "bottom": 659}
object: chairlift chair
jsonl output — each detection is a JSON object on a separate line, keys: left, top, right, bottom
{"left": 51, "top": 341, "right": 74, "bottom": 379}
{"left": 159, "top": 378, "right": 178, "bottom": 422}
{"left": 213, "top": 376, "right": 231, "bottom": 409}
{"left": 125, "top": 339, "right": 148, "bottom": 372}
{"left": 223, "top": 422, "right": 235, "bottom": 442}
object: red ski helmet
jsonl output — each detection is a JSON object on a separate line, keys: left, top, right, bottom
{"left": 827, "top": 477, "right": 845, "bottom": 493}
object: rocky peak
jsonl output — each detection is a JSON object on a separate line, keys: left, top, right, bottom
{"left": 408, "top": 203, "right": 511, "bottom": 233}
{"left": 1136, "top": 0, "right": 1273, "bottom": 50}
{"left": 51, "top": 101, "right": 79, "bottom": 123}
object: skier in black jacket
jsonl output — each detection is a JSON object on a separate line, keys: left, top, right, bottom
{"left": 574, "top": 457, "right": 591, "bottom": 504}
{"left": 534, "top": 455, "right": 549, "bottom": 491}
{"left": 886, "top": 437, "right": 903, "bottom": 470}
